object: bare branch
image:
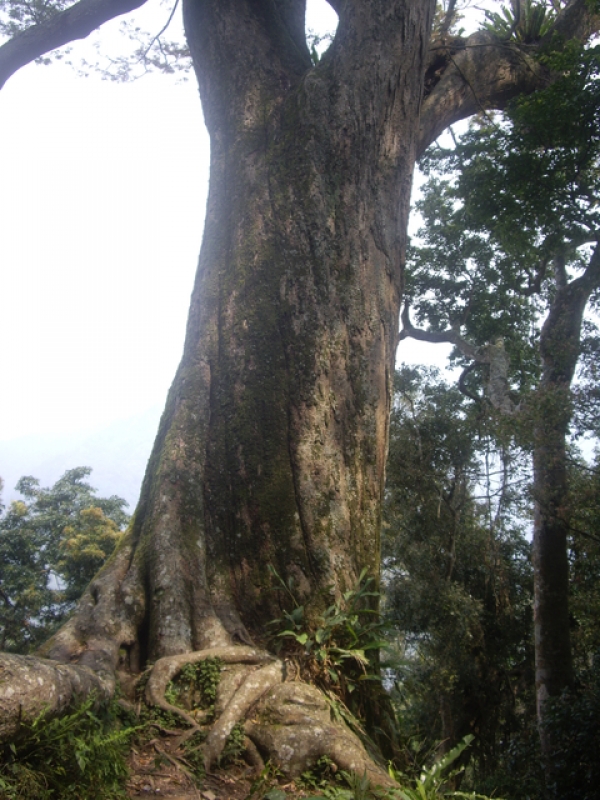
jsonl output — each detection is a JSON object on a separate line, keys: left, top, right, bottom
{"left": 458, "top": 361, "right": 483, "bottom": 404}
{"left": 398, "top": 300, "right": 481, "bottom": 361}
{"left": 399, "top": 302, "right": 520, "bottom": 414}
{"left": 439, "top": 0, "right": 459, "bottom": 36}
{"left": 138, "top": 0, "right": 179, "bottom": 63}
{"left": 0, "top": 0, "right": 148, "bottom": 89}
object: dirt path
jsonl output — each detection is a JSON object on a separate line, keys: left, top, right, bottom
{"left": 124, "top": 735, "right": 311, "bottom": 800}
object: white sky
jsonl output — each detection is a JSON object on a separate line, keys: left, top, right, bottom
{"left": 0, "top": 0, "right": 485, "bottom": 447}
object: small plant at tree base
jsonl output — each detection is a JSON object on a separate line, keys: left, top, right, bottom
{"left": 387, "top": 736, "right": 505, "bottom": 800}
{"left": 180, "top": 730, "right": 208, "bottom": 785}
{"left": 248, "top": 761, "right": 286, "bottom": 800}
{"left": 193, "top": 656, "right": 223, "bottom": 708}
{"left": 163, "top": 656, "right": 223, "bottom": 716}
{"left": 297, "top": 755, "right": 339, "bottom": 792}
{"left": 0, "top": 695, "right": 139, "bottom": 800}
{"left": 219, "top": 721, "right": 246, "bottom": 766}
{"left": 268, "top": 566, "right": 387, "bottom": 707}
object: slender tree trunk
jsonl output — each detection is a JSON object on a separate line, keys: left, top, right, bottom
{"left": 532, "top": 385, "right": 574, "bottom": 790}
{"left": 532, "top": 254, "right": 598, "bottom": 791}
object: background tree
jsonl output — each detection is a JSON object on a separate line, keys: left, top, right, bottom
{"left": 1, "top": 0, "right": 600, "bottom": 784}
{"left": 0, "top": 467, "right": 128, "bottom": 653}
{"left": 383, "top": 366, "right": 535, "bottom": 791}
{"left": 400, "top": 41, "right": 600, "bottom": 790}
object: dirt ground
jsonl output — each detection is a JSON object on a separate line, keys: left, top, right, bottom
{"left": 124, "top": 730, "right": 314, "bottom": 800}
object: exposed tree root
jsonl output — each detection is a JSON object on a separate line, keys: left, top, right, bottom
{"left": 0, "top": 652, "right": 112, "bottom": 742}
{"left": 202, "top": 659, "right": 284, "bottom": 770}
{"left": 143, "top": 646, "right": 278, "bottom": 738}
{"left": 143, "top": 648, "right": 395, "bottom": 788}
{"left": 1, "top": 643, "right": 393, "bottom": 789}
{"left": 246, "top": 682, "right": 395, "bottom": 788}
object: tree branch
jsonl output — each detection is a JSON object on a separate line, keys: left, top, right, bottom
{"left": 419, "top": 0, "right": 600, "bottom": 156}
{"left": 398, "top": 302, "right": 519, "bottom": 413}
{"left": 439, "top": 0, "right": 458, "bottom": 37}
{"left": 520, "top": 256, "right": 549, "bottom": 296}
{"left": 398, "top": 301, "right": 481, "bottom": 361}
{"left": 0, "top": 0, "right": 148, "bottom": 90}
{"left": 419, "top": 33, "right": 544, "bottom": 155}
{"left": 458, "top": 361, "right": 482, "bottom": 404}
{"left": 545, "top": 0, "right": 600, "bottom": 43}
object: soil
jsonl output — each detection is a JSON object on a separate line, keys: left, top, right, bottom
{"left": 124, "top": 728, "right": 316, "bottom": 800}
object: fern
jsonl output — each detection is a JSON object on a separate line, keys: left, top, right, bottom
{"left": 0, "top": 695, "right": 139, "bottom": 799}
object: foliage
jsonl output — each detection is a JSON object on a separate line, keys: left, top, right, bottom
{"left": 388, "top": 735, "right": 502, "bottom": 799}
{"left": 0, "top": 0, "right": 69, "bottom": 38}
{"left": 0, "top": 0, "right": 191, "bottom": 77}
{"left": 483, "top": 0, "right": 560, "bottom": 43}
{"left": 540, "top": 666, "right": 600, "bottom": 800}
{"left": 568, "top": 455, "right": 600, "bottom": 671}
{"left": 248, "top": 762, "right": 286, "bottom": 800}
{"left": 219, "top": 721, "right": 246, "bottom": 766}
{"left": 0, "top": 695, "right": 138, "bottom": 799}
{"left": 255, "top": 738, "right": 502, "bottom": 800}
{"left": 164, "top": 656, "right": 223, "bottom": 716}
{"left": 58, "top": 506, "right": 123, "bottom": 600}
{"left": 409, "top": 43, "right": 600, "bottom": 404}
{"left": 0, "top": 467, "right": 129, "bottom": 653}
{"left": 399, "top": 45, "right": 600, "bottom": 791}
{"left": 383, "top": 367, "right": 535, "bottom": 787}
{"left": 268, "top": 566, "right": 387, "bottom": 709}
{"left": 296, "top": 756, "right": 339, "bottom": 794}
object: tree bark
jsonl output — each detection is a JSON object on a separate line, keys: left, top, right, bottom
{"left": 111, "top": 0, "right": 436, "bottom": 660}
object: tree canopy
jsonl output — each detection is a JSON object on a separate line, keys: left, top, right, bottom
{"left": 0, "top": 467, "right": 128, "bottom": 653}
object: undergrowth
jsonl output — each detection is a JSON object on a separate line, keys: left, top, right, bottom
{"left": 164, "top": 656, "right": 223, "bottom": 717}
{"left": 249, "top": 736, "right": 504, "bottom": 800}
{"left": 268, "top": 567, "right": 387, "bottom": 706}
{"left": 0, "top": 695, "right": 139, "bottom": 800}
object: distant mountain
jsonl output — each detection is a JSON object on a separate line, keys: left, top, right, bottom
{"left": 0, "top": 405, "right": 163, "bottom": 511}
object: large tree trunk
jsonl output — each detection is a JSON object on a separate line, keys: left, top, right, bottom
{"left": 10, "top": 0, "right": 434, "bottom": 778}
{"left": 123, "top": 0, "right": 431, "bottom": 657}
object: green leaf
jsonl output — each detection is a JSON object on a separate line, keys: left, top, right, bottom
{"left": 264, "top": 790, "right": 287, "bottom": 800}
